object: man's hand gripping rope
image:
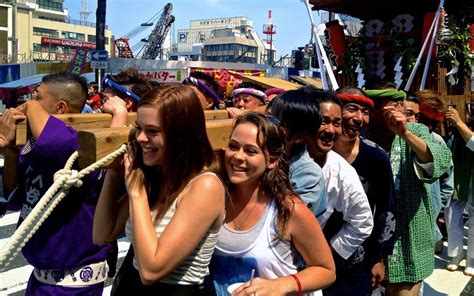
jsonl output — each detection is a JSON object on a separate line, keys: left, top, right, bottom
{"left": 0, "top": 144, "right": 128, "bottom": 272}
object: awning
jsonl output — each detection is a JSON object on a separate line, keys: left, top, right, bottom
{"left": 0, "top": 73, "right": 96, "bottom": 100}
{"left": 240, "top": 76, "right": 300, "bottom": 90}
{"left": 0, "top": 73, "right": 47, "bottom": 89}
{"left": 290, "top": 76, "right": 323, "bottom": 89}
{"left": 308, "top": 0, "right": 441, "bottom": 20}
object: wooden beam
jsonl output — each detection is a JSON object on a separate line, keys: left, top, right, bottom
{"left": 15, "top": 110, "right": 228, "bottom": 146}
{"left": 77, "top": 119, "right": 234, "bottom": 168}
{"left": 204, "top": 110, "right": 230, "bottom": 120}
{"left": 5, "top": 111, "right": 231, "bottom": 193}
{"left": 15, "top": 113, "right": 137, "bottom": 146}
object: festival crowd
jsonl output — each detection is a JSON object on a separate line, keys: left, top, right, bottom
{"left": 0, "top": 68, "right": 473, "bottom": 296}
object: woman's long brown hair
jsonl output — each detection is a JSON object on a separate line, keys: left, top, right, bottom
{"left": 137, "top": 85, "right": 219, "bottom": 223}
{"left": 226, "top": 112, "right": 295, "bottom": 239}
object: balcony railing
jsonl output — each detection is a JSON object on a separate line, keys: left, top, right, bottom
{"left": 35, "top": 16, "right": 108, "bottom": 29}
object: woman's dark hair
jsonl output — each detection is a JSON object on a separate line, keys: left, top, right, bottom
{"left": 271, "top": 89, "right": 322, "bottom": 139}
{"left": 228, "top": 112, "right": 295, "bottom": 239}
{"left": 298, "top": 85, "right": 342, "bottom": 107}
{"left": 137, "top": 85, "right": 219, "bottom": 222}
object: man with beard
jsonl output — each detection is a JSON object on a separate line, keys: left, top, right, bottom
{"left": 332, "top": 87, "right": 396, "bottom": 295}
{"left": 364, "top": 84, "right": 452, "bottom": 296}
{"left": 301, "top": 87, "right": 374, "bottom": 296}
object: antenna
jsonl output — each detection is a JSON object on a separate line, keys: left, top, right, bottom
{"left": 262, "top": 10, "right": 276, "bottom": 65}
{"left": 80, "top": 0, "right": 91, "bottom": 23}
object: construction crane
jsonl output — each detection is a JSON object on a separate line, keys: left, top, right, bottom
{"left": 114, "top": 38, "right": 135, "bottom": 58}
{"left": 141, "top": 3, "right": 175, "bottom": 60}
{"left": 114, "top": 3, "right": 175, "bottom": 60}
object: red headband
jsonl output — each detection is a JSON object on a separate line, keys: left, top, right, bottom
{"left": 337, "top": 93, "right": 374, "bottom": 109}
{"left": 419, "top": 103, "right": 444, "bottom": 122}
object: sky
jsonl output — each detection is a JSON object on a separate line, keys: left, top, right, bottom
{"left": 64, "top": 0, "right": 323, "bottom": 58}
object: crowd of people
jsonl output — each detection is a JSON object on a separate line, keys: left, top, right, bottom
{"left": 0, "top": 68, "right": 473, "bottom": 296}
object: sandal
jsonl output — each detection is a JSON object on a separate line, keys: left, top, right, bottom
{"left": 464, "top": 266, "right": 474, "bottom": 277}
{"left": 446, "top": 253, "right": 464, "bottom": 271}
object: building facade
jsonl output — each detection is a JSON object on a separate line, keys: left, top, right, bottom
{"left": 0, "top": 0, "right": 113, "bottom": 64}
{"left": 171, "top": 16, "right": 274, "bottom": 64}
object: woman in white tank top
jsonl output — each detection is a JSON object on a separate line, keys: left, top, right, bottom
{"left": 210, "top": 112, "right": 335, "bottom": 295}
{"left": 93, "top": 85, "right": 226, "bottom": 295}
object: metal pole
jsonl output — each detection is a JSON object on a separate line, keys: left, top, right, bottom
{"left": 404, "top": 0, "right": 444, "bottom": 91}
{"left": 420, "top": 6, "right": 442, "bottom": 90}
{"left": 269, "top": 24, "right": 273, "bottom": 65}
{"left": 302, "top": 0, "right": 339, "bottom": 90}
{"left": 98, "top": 70, "right": 101, "bottom": 92}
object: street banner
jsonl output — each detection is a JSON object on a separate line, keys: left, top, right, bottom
{"left": 69, "top": 48, "right": 88, "bottom": 75}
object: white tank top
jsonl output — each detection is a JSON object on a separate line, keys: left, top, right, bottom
{"left": 211, "top": 200, "right": 293, "bottom": 294}
{"left": 211, "top": 200, "right": 321, "bottom": 295}
{"left": 125, "top": 172, "right": 221, "bottom": 285}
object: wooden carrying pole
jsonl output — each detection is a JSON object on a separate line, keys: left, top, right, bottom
{"left": 77, "top": 119, "right": 234, "bottom": 168}
{"left": 14, "top": 110, "right": 230, "bottom": 146}
{"left": 6, "top": 111, "right": 233, "bottom": 192}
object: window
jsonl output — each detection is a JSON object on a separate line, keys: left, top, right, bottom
{"left": 37, "top": 0, "right": 63, "bottom": 12}
{"left": 33, "top": 27, "right": 59, "bottom": 37}
{"left": 37, "top": 16, "right": 65, "bottom": 22}
{"left": 62, "top": 31, "right": 85, "bottom": 41}
{"left": 88, "top": 36, "right": 108, "bottom": 44}
{"left": 0, "top": 8, "right": 7, "bottom": 27}
{"left": 33, "top": 43, "right": 60, "bottom": 53}
{"left": 33, "top": 43, "right": 42, "bottom": 52}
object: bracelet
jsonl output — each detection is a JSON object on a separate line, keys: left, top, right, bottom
{"left": 290, "top": 274, "right": 302, "bottom": 296}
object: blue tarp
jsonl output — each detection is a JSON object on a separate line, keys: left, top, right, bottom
{"left": 0, "top": 73, "right": 96, "bottom": 100}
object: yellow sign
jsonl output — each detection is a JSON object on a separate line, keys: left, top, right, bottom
{"left": 36, "top": 62, "right": 92, "bottom": 74}
{"left": 36, "top": 63, "right": 71, "bottom": 74}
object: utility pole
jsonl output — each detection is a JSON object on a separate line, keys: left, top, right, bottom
{"left": 96, "top": 0, "right": 106, "bottom": 84}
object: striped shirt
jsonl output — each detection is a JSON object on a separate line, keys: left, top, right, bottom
{"left": 125, "top": 172, "right": 221, "bottom": 285}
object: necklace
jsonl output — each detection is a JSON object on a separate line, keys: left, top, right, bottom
{"left": 233, "top": 201, "right": 259, "bottom": 230}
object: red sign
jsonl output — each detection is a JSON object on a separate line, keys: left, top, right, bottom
{"left": 41, "top": 37, "right": 96, "bottom": 49}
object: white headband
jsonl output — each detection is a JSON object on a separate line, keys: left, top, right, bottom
{"left": 232, "top": 88, "right": 267, "bottom": 102}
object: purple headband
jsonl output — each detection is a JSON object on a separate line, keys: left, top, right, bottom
{"left": 231, "top": 88, "right": 267, "bottom": 102}
{"left": 182, "top": 77, "right": 221, "bottom": 106}
{"left": 264, "top": 87, "right": 285, "bottom": 97}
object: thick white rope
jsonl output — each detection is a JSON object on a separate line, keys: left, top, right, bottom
{"left": 0, "top": 144, "right": 127, "bottom": 272}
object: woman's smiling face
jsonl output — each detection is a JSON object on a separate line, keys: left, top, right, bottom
{"left": 135, "top": 104, "right": 164, "bottom": 166}
{"left": 225, "top": 122, "right": 269, "bottom": 186}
